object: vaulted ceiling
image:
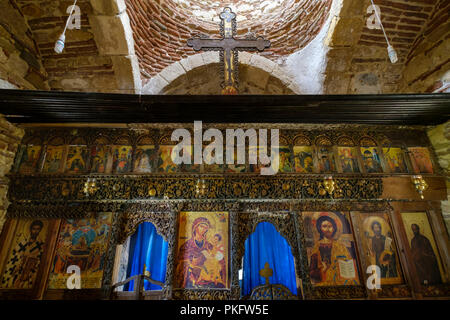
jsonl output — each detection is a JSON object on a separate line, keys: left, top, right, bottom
{"left": 126, "top": 0, "right": 332, "bottom": 79}
{"left": 324, "top": 0, "right": 449, "bottom": 94}
{"left": 0, "top": 0, "right": 448, "bottom": 94}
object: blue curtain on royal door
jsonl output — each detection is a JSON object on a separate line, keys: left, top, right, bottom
{"left": 243, "top": 222, "right": 297, "bottom": 296}
{"left": 125, "top": 222, "right": 168, "bottom": 291}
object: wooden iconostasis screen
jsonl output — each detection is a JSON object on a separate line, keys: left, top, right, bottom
{"left": 11, "top": 128, "right": 438, "bottom": 176}
{"left": 0, "top": 209, "right": 448, "bottom": 299}
{"left": 0, "top": 213, "right": 115, "bottom": 298}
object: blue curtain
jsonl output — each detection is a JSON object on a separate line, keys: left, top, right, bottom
{"left": 243, "top": 222, "right": 297, "bottom": 296}
{"left": 125, "top": 222, "right": 168, "bottom": 291}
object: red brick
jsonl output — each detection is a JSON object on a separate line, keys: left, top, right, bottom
{"left": 127, "top": 0, "right": 332, "bottom": 78}
{"left": 376, "top": 0, "right": 427, "bottom": 12}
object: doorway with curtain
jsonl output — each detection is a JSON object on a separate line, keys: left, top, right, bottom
{"left": 241, "top": 222, "right": 298, "bottom": 299}
{"left": 112, "top": 221, "right": 169, "bottom": 299}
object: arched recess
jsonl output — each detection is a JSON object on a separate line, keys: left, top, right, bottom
{"left": 242, "top": 221, "right": 298, "bottom": 297}
{"left": 142, "top": 52, "right": 302, "bottom": 95}
{"left": 114, "top": 221, "right": 169, "bottom": 293}
{"left": 237, "top": 212, "right": 304, "bottom": 299}
{"left": 113, "top": 208, "right": 176, "bottom": 297}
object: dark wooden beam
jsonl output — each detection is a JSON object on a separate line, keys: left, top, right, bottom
{"left": 0, "top": 89, "right": 449, "bottom": 124}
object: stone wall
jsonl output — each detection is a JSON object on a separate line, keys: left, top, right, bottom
{"left": 0, "top": 116, "right": 24, "bottom": 234}
{"left": 427, "top": 120, "right": 450, "bottom": 235}
{"left": 399, "top": 0, "right": 449, "bottom": 92}
{"left": 89, "top": 0, "right": 141, "bottom": 93}
{"left": 16, "top": 0, "right": 118, "bottom": 92}
{"left": 0, "top": 0, "right": 49, "bottom": 90}
{"left": 2, "top": 0, "right": 141, "bottom": 93}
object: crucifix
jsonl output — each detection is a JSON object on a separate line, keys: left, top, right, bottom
{"left": 187, "top": 7, "right": 271, "bottom": 95}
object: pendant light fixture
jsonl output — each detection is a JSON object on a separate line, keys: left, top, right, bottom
{"left": 369, "top": 0, "right": 398, "bottom": 64}
{"left": 54, "top": 0, "right": 78, "bottom": 54}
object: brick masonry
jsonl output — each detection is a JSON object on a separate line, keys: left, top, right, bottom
{"left": 142, "top": 51, "right": 298, "bottom": 94}
{"left": 324, "top": 0, "right": 447, "bottom": 94}
{"left": 0, "top": 0, "right": 142, "bottom": 93}
{"left": 400, "top": 0, "right": 450, "bottom": 92}
{"left": 0, "top": 0, "right": 448, "bottom": 94}
{"left": 15, "top": 0, "right": 117, "bottom": 92}
{"left": 127, "top": 0, "right": 332, "bottom": 82}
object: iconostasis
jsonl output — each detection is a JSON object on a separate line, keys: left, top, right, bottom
{"left": 0, "top": 126, "right": 448, "bottom": 300}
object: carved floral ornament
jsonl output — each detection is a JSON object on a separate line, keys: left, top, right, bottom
{"left": 8, "top": 176, "right": 383, "bottom": 202}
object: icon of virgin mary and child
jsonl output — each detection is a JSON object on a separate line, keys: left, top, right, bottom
{"left": 176, "top": 217, "right": 226, "bottom": 289}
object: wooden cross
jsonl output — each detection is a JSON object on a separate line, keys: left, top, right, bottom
{"left": 259, "top": 262, "right": 273, "bottom": 285}
{"left": 187, "top": 7, "right": 271, "bottom": 95}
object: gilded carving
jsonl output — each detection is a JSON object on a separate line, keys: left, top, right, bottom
{"left": 4, "top": 126, "right": 445, "bottom": 301}
{"left": 377, "top": 285, "right": 412, "bottom": 298}
{"left": 421, "top": 284, "right": 450, "bottom": 297}
{"left": 7, "top": 176, "right": 383, "bottom": 202}
{"left": 310, "top": 286, "right": 367, "bottom": 299}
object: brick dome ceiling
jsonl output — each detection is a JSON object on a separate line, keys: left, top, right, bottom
{"left": 1, "top": 0, "right": 447, "bottom": 95}
{"left": 126, "top": 0, "right": 333, "bottom": 80}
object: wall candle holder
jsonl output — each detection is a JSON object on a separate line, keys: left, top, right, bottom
{"left": 411, "top": 175, "right": 428, "bottom": 199}
{"left": 195, "top": 178, "right": 207, "bottom": 196}
{"left": 83, "top": 178, "right": 98, "bottom": 197}
{"left": 323, "top": 176, "right": 335, "bottom": 197}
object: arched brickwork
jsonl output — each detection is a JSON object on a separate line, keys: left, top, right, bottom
{"left": 127, "top": 0, "right": 333, "bottom": 80}
{"left": 141, "top": 52, "right": 301, "bottom": 94}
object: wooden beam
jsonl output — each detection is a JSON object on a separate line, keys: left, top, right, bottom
{"left": 0, "top": 89, "right": 449, "bottom": 124}
{"left": 382, "top": 177, "right": 447, "bottom": 201}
